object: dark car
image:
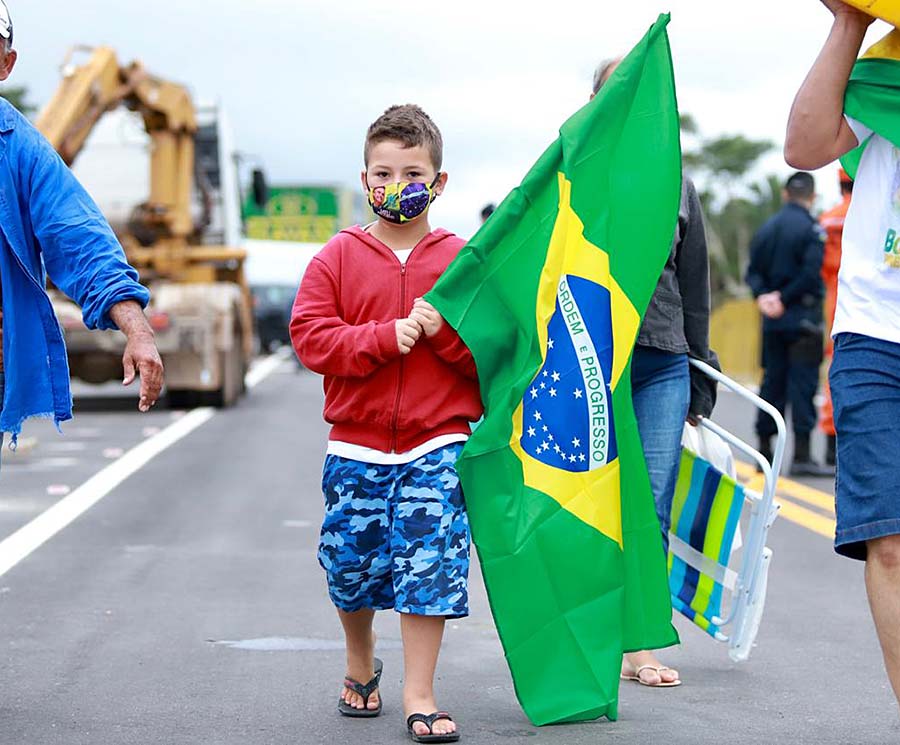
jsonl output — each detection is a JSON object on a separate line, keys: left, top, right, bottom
{"left": 251, "top": 283, "right": 297, "bottom": 353}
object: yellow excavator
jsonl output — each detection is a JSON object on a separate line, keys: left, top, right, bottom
{"left": 36, "top": 46, "right": 262, "bottom": 407}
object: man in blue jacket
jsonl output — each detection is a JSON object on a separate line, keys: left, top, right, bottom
{"left": 746, "top": 171, "right": 830, "bottom": 477}
{"left": 0, "top": 3, "right": 162, "bottom": 443}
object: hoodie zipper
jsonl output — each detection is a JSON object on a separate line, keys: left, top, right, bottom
{"left": 390, "top": 262, "right": 408, "bottom": 453}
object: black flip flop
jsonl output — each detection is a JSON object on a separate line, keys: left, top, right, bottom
{"left": 406, "top": 711, "right": 460, "bottom": 743}
{"left": 337, "top": 657, "right": 383, "bottom": 717}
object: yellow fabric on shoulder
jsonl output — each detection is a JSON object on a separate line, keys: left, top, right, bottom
{"left": 843, "top": 0, "right": 900, "bottom": 28}
{"left": 863, "top": 28, "right": 900, "bottom": 59}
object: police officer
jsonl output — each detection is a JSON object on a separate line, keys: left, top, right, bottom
{"left": 746, "top": 171, "right": 831, "bottom": 477}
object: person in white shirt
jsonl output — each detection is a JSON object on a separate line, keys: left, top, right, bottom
{"left": 785, "top": 0, "right": 900, "bottom": 709}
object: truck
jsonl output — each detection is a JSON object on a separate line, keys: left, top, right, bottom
{"left": 35, "top": 46, "right": 264, "bottom": 407}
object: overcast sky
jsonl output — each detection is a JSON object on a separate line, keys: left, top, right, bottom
{"left": 7, "top": 1, "right": 892, "bottom": 238}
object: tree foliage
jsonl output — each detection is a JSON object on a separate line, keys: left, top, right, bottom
{"left": 0, "top": 85, "right": 36, "bottom": 116}
{"left": 683, "top": 123, "right": 780, "bottom": 305}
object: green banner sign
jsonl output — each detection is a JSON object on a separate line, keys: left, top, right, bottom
{"left": 244, "top": 186, "right": 346, "bottom": 243}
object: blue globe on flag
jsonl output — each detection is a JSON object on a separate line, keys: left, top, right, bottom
{"left": 520, "top": 274, "right": 618, "bottom": 473}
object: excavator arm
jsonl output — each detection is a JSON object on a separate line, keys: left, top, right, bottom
{"left": 36, "top": 45, "right": 198, "bottom": 242}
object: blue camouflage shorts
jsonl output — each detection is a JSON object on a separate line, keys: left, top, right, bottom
{"left": 318, "top": 444, "right": 470, "bottom": 617}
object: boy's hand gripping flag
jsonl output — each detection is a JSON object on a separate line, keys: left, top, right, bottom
{"left": 428, "top": 14, "right": 682, "bottom": 726}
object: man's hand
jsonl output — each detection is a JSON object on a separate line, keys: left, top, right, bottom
{"left": 757, "top": 292, "right": 786, "bottom": 320}
{"left": 409, "top": 298, "right": 445, "bottom": 338}
{"left": 820, "top": 0, "right": 875, "bottom": 26}
{"left": 109, "top": 301, "right": 164, "bottom": 412}
{"left": 395, "top": 318, "right": 423, "bottom": 354}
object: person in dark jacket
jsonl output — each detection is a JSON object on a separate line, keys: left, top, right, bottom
{"left": 746, "top": 171, "right": 831, "bottom": 477}
{"left": 592, "top": 57, "right": 719, "bottom": 689}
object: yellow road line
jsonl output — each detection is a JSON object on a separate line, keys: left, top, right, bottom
{"left": 734, "top": 461, "right": 835, "bottom": 514}
{"left": 730, "top": 461, "right": 837, "bottom": 539}
{"left": 774, "top": 498, "right": 836, "bottom": 540}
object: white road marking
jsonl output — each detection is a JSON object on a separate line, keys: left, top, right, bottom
{"left": 44, "top": 441, "right": 88, "bottom": 453}
{"left": 0, "top": 354, "right": 284, "bottom": 580}
{"left": 65, "top": 427, "right": 102, "bottom": 438}
{"left": 12, "top": 457, "right": 80, "bottom": 471}
{"left": 0, "top": 499, "right": 49, "bottom": 514}
{"left": 245, "top": 349, "right": 291, "bottom": 389}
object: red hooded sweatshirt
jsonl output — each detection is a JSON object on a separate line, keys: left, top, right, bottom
{"left": 290, "top": 226, "right": 483, "bottom": 453}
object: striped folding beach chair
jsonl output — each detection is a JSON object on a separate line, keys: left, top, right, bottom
{"left": 666, "top": 359, "right": 785, "bottom": 662}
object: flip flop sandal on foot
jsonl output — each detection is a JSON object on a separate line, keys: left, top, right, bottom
{"left": 406, "top": 711, "right": 460, "bottom": 743}
{"left": 338, "top": 657, "right": 383, "bottom": 717}
{"left": 620, "top": 664, "right": 682, "bottom": 688}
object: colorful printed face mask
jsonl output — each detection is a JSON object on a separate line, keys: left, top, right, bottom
{"left": 367, "top": 174, "right": 441, "bottom": 224}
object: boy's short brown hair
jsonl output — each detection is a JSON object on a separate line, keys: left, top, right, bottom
{"left": 364, "top": 104, "right": 443, "bottom": 171}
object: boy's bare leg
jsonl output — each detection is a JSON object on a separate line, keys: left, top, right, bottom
{"left": 401, "top": 614, "right": 457, "bottom": 737}
{"left": 336, "top": 608, "right": 380, "bottom": 711}
{"left": 865, "top": 535, "right": 900, "bottom": 707}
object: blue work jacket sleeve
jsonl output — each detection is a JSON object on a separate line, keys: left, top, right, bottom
{"left": 745, "top": 228, "right": 769, "bottom": 298}
{"left": 778, "top": 228, "right": 825, "bottom": 306}
{"left": 25, "top": 132, "right": 150, "bottom": 330}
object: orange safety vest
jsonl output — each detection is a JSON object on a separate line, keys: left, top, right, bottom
{"left": 819, "top": 194, "right": 851, "bottom": 437}
{"left": 819, "top": 195, "right": 851, "bottom": 332}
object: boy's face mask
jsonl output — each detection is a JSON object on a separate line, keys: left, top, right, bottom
{"left": 366, "top": 174, "right": 441, "bottom": 224}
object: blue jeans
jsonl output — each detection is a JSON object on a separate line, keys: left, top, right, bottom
{"left": 830, "top": 333, "right": 900, "bottom": 561}
{"left": 632, "top": 347, "right": 690, "bottom": 551}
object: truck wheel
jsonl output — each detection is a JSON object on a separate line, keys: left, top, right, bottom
{"left": 167, "top": 389, "right": 202, "bottom": 409}
{"left": 211, "top": 344, "right": 243, "bottom": 408}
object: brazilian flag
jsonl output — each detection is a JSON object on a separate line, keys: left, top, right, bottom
{"left": 428, "top": 14, "right": 681, "bottom": 726}
{"left": 842, "top": 28, "right": 900, "bottom": 177}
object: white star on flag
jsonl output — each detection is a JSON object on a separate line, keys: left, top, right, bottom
{"left": 578, "top": 453, "right": 586, "bottom": 462}
{"left": 572, "top": 437, "right": 581, "bottom": 448}
{"left": 533, "top": 411, "right": 542, "bottom": 421}
{"left": 569, "top": 454, "right": 577, "bottom": 463}
{"left": 549, "top": 388, "right": 557, "bottom": 397}
{"left": 573, "top": 389, "right": 583, "bottom": 399}
{"left": 527, "top": 426, "right": 536, "bottom": 437}
{"left": 547, "top": 338, "right": 555, "bottom": 349}
{"left": 554, "top": 444, "right": 561, "bottom": 454}
{"left": 530, "top": 387, "right": 538, "bottom": 399}
{"left": 551, "top": 371, "right": 561, "bottom": 383}
{"left": 542, "top": 370, "right": 549, "bottom": 378}
{"left": 542, "top": 425, "right": 548, "bottom": 432}
{"left": 540, "top": 382, "right": 546, "bottom": 390}
{"left": 548, "top": 434, "right": 554, "bottom": 442}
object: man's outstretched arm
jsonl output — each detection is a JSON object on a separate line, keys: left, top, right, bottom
{"left": 785, "top": 0, "right": 873, "bottom": 169}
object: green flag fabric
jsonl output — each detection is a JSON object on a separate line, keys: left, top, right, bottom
{"left": 428, "top": 14, "right": 681, "bottom": 727}
{"left": 842, "top": 30, "right": 900, "bottom": 178}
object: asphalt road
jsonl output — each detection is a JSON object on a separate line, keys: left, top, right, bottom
{"left": 0, "top": 356, "right": 898, "bottom": 745}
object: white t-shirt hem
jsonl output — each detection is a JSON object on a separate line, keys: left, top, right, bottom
{"left": 831, "top": 318, "right": 900, "bottom": 347}
{"left": 326, "top": 433, "right": 469, "bottom": 465}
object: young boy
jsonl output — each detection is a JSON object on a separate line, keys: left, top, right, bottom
{"left": 784, "top": 0, "right": 900, "bottom": 709}
{"left": 290, "top": 104, "right": 482, "bottom": 743}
